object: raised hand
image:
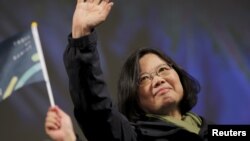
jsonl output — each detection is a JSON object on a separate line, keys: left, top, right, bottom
{"left": 45, "top": 106, "right": 76, "bottom": 141}
{"left": 72, "top": 0, "right": 114, "bottom": 38}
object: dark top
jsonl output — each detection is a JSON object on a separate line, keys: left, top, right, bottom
{"left": 63, "top": 31, "right": 208, "bottom": 141}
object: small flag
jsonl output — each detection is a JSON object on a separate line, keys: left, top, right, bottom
{"left": 0, "top": 22, "right": 55, "bottom": 106}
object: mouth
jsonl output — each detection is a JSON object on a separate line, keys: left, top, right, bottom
{"left": 154, "top": 87, "right": 171, "bottom": 96}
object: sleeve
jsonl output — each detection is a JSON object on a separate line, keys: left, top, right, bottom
{"left": 63, "top": 31, "right": 137, "bottom": 141}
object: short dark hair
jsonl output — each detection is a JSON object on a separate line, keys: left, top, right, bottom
{"left": 117, "top": 48, "right": 201, "bottom": 122}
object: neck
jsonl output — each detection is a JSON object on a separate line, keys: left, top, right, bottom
{"left": 164, "top": 110, "right": 182, "bottom": 120}
{"left": 149, "top": 109, "right": 183, "bottom": 120}
{"left": 159, "top": 106, "right": 183, "bottom": 120}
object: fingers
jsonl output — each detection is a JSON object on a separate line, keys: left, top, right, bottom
{"left": 45, "top": 106, "right": 61, "bottom": 131}
{"left": 83, "top": 0, "right": 97, "bottom": 4}
{"left": 94, "top": 0, "right": 101, "bottom": 4}
{"left": 100, "top": 0, "right": 114, "bottom": 15}
{"left": 102, "top": 0, "right": 111, "bottom": 2}
{"left": 77, "top": 0, "right": 84, "bottom": 4}
{"left": 100, "top": 0, "right": 113, "bottom": 7}
{"left": 55, "top": 106, "right": 70, "bottom": 118}
{"left": 84, "top": 0, "right": 113, "bottom": 5}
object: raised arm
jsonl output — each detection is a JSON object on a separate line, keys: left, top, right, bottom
{"left": 64, "top": 0, "right": 137, "bottom": 140}
{"left": 72, "top": 0, "right": 113, "bottom": 38}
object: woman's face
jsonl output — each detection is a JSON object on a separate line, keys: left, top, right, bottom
{"left": 138, "top": 53, "right": 184, "bottom": 115}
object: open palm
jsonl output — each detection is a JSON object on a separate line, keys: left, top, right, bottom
{"left": 72, "top": 0, "right": 113, "bottom": 37}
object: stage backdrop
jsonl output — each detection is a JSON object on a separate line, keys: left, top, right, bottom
{"left": 0, "top": 0, "right": 249, "bottom": 141}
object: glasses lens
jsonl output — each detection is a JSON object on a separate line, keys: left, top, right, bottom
{"left": 138, "top": 64, "right": 172, "bottom": 86}
{"left": 157, "top": 64, "right": 171, "bottom": 76}
{"left": 139, "top": 74, "right": 151, "bottom": 86}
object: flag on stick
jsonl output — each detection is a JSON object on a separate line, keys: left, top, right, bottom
{"left": 0, "top": 22, "right": 55, "bottom": 106}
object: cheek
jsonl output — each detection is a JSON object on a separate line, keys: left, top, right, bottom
{"left": 173, "top": 74, "right": 184, "bottom": 97}
{"left": 168, "top": 72, "right": 184, "bottom": 96}
{"left": 138, "top": 86, "right": 150, "bottom": 99}
{"left": 138, "top": 86, "right": 153, "bottom": 103}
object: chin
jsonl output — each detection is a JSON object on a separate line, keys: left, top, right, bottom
{"left": 161, "top": 99, "right": 177, "bottom": 109}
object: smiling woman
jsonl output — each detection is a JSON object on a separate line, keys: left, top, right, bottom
{"left": 137, "top": 53, "right": 184, "bottom": 117}
{"left": 118, "top": 48, "right": 201, "bottom": 123}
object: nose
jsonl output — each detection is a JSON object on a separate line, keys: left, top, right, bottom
{"left": 152, "top": 75, "right": 166, "bottom": 88}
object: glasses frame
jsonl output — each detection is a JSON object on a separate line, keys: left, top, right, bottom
{"left": 138, "top": 63, "right": 173, "bottom": 86}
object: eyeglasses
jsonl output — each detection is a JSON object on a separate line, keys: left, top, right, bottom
{"left": 138, "top": 64, "right": 172, "bottom": 86}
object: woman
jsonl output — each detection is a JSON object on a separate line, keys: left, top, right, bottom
{"left": 45, "top": 0, "right": 208, "bottom": 140}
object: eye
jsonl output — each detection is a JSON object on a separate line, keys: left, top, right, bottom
{"left": 157, "top": 64, "right": 171, "bottom": 75}
{"left": 158, "top": 66, "right": 169, "bottom": 72}
{"left": 139, "top": 74, "right": 151, "bottom": 83}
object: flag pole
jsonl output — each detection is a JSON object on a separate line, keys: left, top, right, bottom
{"left": 31, "top": 22, "right": 55, "bottom": 106}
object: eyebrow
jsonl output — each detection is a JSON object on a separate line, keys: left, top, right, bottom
{"left": 139, "top": 63, "right": 167, "bottom": 75}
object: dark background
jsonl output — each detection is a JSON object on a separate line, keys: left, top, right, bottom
{"left": 0, "top": 0, "right": 249, "bottom": 140}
